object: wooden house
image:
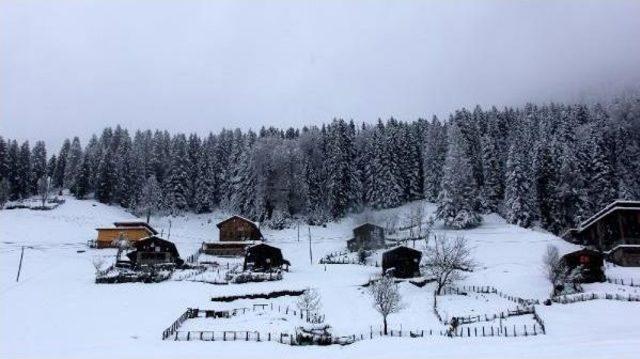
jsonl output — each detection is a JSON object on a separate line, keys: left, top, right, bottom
{"left": 95, "top": 221, "right": 158, "bottom": 249}
{"left": 347, "top": 223, "right": 385, "bottom": 251}
{"left": 200, "top": 216, "right": 263, "bottom": 256}
{"left": 560, "top": 248, "right": 605, "bottom": 283}
{"left": 561, "top": 200, "right": 640, "bottom": 266}
{"left": 217, "top": 216, "right": 263, "bottom": 242}
{"left": 126, "top": 236, "right": 183, "bottom": 267}
{"left": 243, "top": 243, "right": 290, "bottom": 271}
{"left": 382, "top": 246, "right": 422, "bottom": 278}
{"left": 608, "top": 245, "right": 640, "bottom": 267}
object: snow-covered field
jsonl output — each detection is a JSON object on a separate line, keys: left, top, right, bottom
{"left": 2, "top": 196, "right": 640, "bottom": 359}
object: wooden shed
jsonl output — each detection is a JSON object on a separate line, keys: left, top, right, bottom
{"left": 217, "top": 216, "right": 263, "bottom": 242}
{"left": 126, "top": 236, "right": 183, "bottom": 267}
{"left": 201, "top": 242, "right": 254, "bottom": 256}
{"left": 243, "top": 243, "right": 290, "bottom": 271}
{"left": 608, "top": 245, "right": 640, "bottom": 267}
{"left": 347, "top": 223, "right": 385, "bottom": 251}
{"left": 95, "top": 221, "right": 158, "bottom": 249}
{"left": 382, "top": 246, "right": 422, "bottom": 278}
{"left": 560, "top": 248, "right": 605, "bottom": 283}
{"left": 562, "top": 200, "right": 640, "bottom": 252}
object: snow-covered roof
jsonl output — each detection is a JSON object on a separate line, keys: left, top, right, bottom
{"left": 216, "top": 215, "right": 259, "bottom": 229}
{"left": 578, "top": 200, "right": 640, "bottom": 232}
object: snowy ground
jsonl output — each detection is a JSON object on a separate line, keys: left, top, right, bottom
{"left": 2, "top": 196, "right": 640, "bottom": 358}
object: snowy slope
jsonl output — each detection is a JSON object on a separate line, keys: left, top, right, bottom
{"left": 1, "top": 196, "right": 639, "bottom": 359}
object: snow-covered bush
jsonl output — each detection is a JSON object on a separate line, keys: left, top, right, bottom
{"left": 296, "top": 324, "right": 332, "bottom": 345}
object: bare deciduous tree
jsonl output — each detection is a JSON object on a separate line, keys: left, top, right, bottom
{"left": 296, "top": 287, "right": 322, "bottom": 318}
{"left": 423, "top": 235, "right": 475, "bottom": 295}
{"left": 112, "top": 233, "right": 133, "bottom": 262}
{"left": 37, "top": 176, "right": 50, "bottom": 207}
{"left": 542, "top": 244, "right": 563, "bottom": 285}
{"left": 368, "top": 275, "right": 405, "bottom": 335}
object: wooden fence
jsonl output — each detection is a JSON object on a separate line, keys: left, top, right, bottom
{"left": 552, "top": 292, "right": 640, "bottom": 304}
{"left": 605, "top": 276, "right": 640, "bottom": 287}
{"left": 441, "top": 285, "right": 540, "bottom": 306}
{"left": 161, "top": 304, "right": 324, "bottom": 341}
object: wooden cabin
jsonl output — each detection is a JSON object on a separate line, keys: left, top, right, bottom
{"left": 560, "top": 248, "right": 605, "bottom": 283}
{"left": 217, "top": 216, "right": 263, "bottom": 242}
{"left": 382, "top": 246, "right": 422, "bottom": 278}
{"left": 347, "top": 223, "right": 385, "bottom": 251}
{"left": 562, "top": 200, "right": 640, "bottom": 251}
{"left": 243, "top": 243, "right": 290, "bottom": 271}
{"left": 95, "top": 221, "right": 158, "bottom": 249}
{"left": 126, "top": 236, "right": 183, "bottom": 267}
{"left": 608, "top": 245, "right": 640, "bottom": 267}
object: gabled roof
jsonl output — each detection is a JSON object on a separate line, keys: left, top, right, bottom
{"left": 354, "top": 222, "right": 383, "bottom": 231}
{"left": 128, "top": 235, "right": 180, "bottom": 258}
{"left": 578, "top": 200, "right": 640, "bottom": 232}
{"left": 561, "top": 248, "right": 603, "bottom": 260}
{"left": 216, "top": 215, "right": 259, "bottom": 230}
{"left": 383, "top": 245, "right": 422, "bottom": 257}
{"left": 113, "top": 221, "right": 159, "bottom": 235}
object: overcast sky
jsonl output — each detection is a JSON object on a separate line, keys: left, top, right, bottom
{"left": 2, "top": 0, "right": 640, "bottom": 149}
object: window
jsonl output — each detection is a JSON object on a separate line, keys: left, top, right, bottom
{"left": 579, "top": 255, "right": 590, "bottom": 265}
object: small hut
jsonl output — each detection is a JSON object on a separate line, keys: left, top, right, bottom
{"left": 347, "top": 223, "right": 385, "bottom": 251}
{"left": 126, "top": 236, "right": 183, "bottom": 267}
{"left": 216, "top": 216, "right": 263, "bottom": 242}
{"left": 560, "top": 248, "right": 605, "bottom": 283}
{"left": 244, "top": 243, "right": 289, "bottom": 271}
{"left": 382, "top": 246, "right": 422, "bottom": 278}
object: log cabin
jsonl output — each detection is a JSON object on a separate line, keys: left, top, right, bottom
{"left": 347, "top": 223, "right": 385, "bottom": 251}
{"left": 243, "top": 243, "right": 290, "bottom": 271}
{"left": 94, "top": 221, "right": 158, "bottom": 249}
{"left": 217, "top": 216, "right": 263, "bottom": 242}
{"left": 126, "top": 236, "right": 183, "bottom": 267}
{"left": 200, "top": 216, "right": 264, "bottom": 256}
{"left": 382, "top": 246, "right": 422, "bottom": 278}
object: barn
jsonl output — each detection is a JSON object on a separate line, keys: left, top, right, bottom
{"left": 94, "top": 221, "right": 158, "bottom": 249}
{"left": 347, "top": 223, "right": 385, "bottom": 251}
{"left": 562, "top": 201, "right": 640, "bottom": 250}
{"left": 217, "top": 216, "right": 263, "bottom": 242}
{"left": 382, "top": 246, "right": 422, "bottom": 278}
{"left": 244, "top": 243, "right": 290, "bottom": 271}
{"left": 560, "top": 248, "right": 605, "bottom": 283}
{"left": 126, "top": 236, "right": 183, "bottom": 267}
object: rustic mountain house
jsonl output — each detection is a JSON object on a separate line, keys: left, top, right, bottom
{"left": 243, "top": 243, "right": 290, "bottom": 271}
{"left": 126, "top": 236, "right": 183, "bottom": 267}
{"left": 559, "top": 248, "right": 605, "bottom": 283}
{"left": 562, "top": 200, "right": 640, "bottom": 266}
{"left": 201, "top": 216, "right": 264, "bottom": 256}
{"left": 347, "top": 223, "right": 386, "bottom": 251}
{"left": 382, "top": 246, "right": 422, "bottom": 278}
{"left": 94, "top": 221, "right": 159, "bottom": 249}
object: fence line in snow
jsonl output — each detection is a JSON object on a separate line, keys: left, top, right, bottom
{"left": 552, "top": 292, "right": 640, "bottom": 304}
{"left": 161, "top": 304, "right": 324, "bottom": 341}
{"left": 605, "top": 276, "right": 640, "bottom": 288}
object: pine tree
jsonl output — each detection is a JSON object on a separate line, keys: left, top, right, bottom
{"left": 164, "top": 134, "right": 190, "bottom": 214}
{"left": 136, "top": 175, "right": 162, "bottom": 222}
{"left": 503, "top": 128, "right": 534, "bottom": 228}
{"left": 435, "top": 122, "right": 482, "bottom": 229}
{"left": 423, "top": 117, "right": 447, "bottom": 202}
{"left": 53, "top": 139, "right": 70, "bottom": 189}
{"left": 534, "top": 142, "right": 562, "bottom": 233}
{"left": 30, "top": 141, "right": 47, "bottom": 194}
{"left": 6, "top": 140, "right": 19, "bottom": 200}
{"left": 95, "top": 148, "right": 117, "bottom": 204}
{"left": 73, "top": 153, "right": 92, "bottom": 199}
{"left": 17, "top": 141, "right": 32, "bottom": 198}
{"left": 64, "top": 137, "right": 83, "bottom": 190}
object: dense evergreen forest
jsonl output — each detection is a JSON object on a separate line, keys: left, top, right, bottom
{"left": 1, "top": 96, "right": 639, "bottom": 234}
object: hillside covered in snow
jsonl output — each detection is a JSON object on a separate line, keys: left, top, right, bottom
{"left": 2, "top": 197, "right": 640, "bottom": 359}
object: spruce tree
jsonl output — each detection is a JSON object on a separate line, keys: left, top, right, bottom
{"left": 435, "top": 122, "right": 482, "bottom": 229}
